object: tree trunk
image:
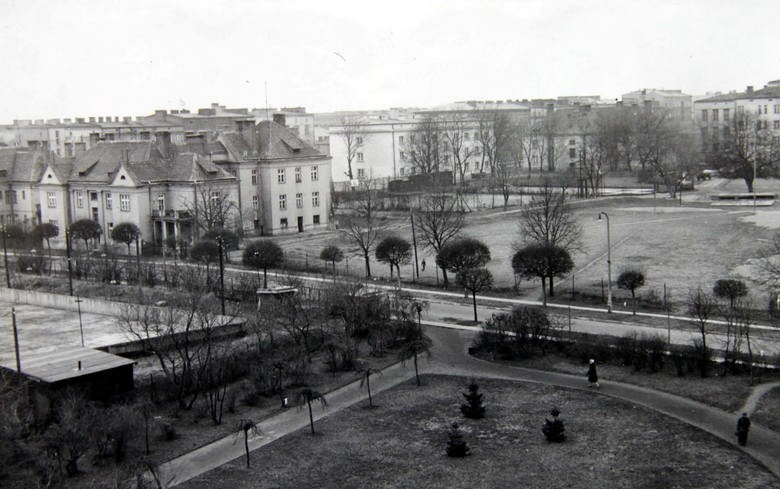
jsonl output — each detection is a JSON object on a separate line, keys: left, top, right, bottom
{"left": 364, "top": 251, "right": 371, "bottom": 278}
{"left": 307, "top": 401, "right": 315, "bottom": 435}
{"left": 366, "top": 373, "right": 373, "bottom": 408}
{"left": 472, "top": 291, "right": 478, "bottom": 322}
{"left": 744, "top": 176, "right": 754, "bottom": 193}
{"left": 548, "top": 275, "right": 555, "bottom": 297}
{"left": 413, "top": 352, "right": 420, "bottom": 386}
{"left": 244, "top": 431, "right": 250, "bottom": 467}
{"left": 263, "top": 267, "right": 268, "bottom": 289}
{"left": 441, "top": 267, "right": 449, "bottom": 288}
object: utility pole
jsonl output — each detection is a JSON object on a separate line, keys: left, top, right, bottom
{"left": 597, "top": 212, "right": 612, "bottom": 313}
{"left": 76, "top": 296, "right": 85, "bottom": 347}
{"left": 410, "top": 208, "right": 419, "bottom": 280}
{"left": 12, "top": 306, "right": 20, "bottom": 371}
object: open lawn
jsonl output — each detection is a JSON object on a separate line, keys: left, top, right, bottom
{"left": 178, "top": 375, "right": 779, "bottom": 489}
{"left": 276, "top": 180, "right": 780, "bottom": 314}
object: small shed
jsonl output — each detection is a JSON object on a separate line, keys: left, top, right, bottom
{"left": 0, "top": 345, "right": 135, "bottom": 421}
{"left": 256, "top": 286, "right": 298, "bottom": 311}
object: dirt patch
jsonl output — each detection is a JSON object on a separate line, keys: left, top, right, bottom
{"left": 179, "top": 375, "right": 779, "bottom": 489}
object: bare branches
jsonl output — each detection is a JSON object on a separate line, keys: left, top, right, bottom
{"left": 518, "top": 183, "right": 582, "bottom": 252}
{"left": 340, "top": 181, "right": 384, "bottom": 277}
{"left": 337, "top": 116, "right": 370, "bottom": 180}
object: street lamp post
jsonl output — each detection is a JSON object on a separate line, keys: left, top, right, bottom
{"left": 597, "top": 212, "right": 612, "bottom": 313}
{"left": 75, "top": 296, "right": 85, "bottom": 347}
{"left": 415, "top": 302, "right": 422, "bottom": 331}
{"left": 11, "top": 306, "right": 20, "bottom": 371}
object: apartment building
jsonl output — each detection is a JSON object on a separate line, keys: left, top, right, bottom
{"left": 0, "top": 148, "right": 49, "bottom": 228}
{"left": 622, "top": 89, "right": 693, "bottom": 120}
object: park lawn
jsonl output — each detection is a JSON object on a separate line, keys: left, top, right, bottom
{"left": 178, "top": 375, "right": 779, "bottom": 489}
{"left": 752, "top": 388, "right": 780, "bottom": 432}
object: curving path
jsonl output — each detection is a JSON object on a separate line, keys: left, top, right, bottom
{"left": 153, "top": 323, "right": 780, "bottom": 488}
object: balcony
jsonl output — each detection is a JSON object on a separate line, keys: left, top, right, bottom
{"left": 151, "top": 209, "right": 192, "bottom": 220}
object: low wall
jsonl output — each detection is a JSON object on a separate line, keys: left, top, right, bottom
{"left": 0, "top": 288, "right": 119, "bottom": 315}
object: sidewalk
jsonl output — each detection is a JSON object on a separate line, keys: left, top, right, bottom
{"left": 153, "top": 323, "right": 780, "bottom": 487}
{"left": 153, "top": 360, "right": 417, "bottom": 487}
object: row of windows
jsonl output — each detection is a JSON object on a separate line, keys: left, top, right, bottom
{"left": 1, "top": 190, "right": 22, "bottom": 205}
{"left": 72, "top": 191, "right": 131, "bottom": 211}
{"left": 279, "top": 215, "right": 321, "bottom": 229}
{"left": 276, "top": 166, "right": 319, "bottom": 184}
{"left": 278, "top": 191, "right": 320, "bottom": 210}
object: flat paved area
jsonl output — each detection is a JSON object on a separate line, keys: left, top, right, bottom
{"left": 0, "top": 299, "right": 131, "bottom": 366}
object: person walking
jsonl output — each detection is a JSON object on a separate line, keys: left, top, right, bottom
{"left": 421, "top": 259, "right": 426, "bottom": 272}
{"left": 587, "top": 359, "right": 599, "bottom": 388}
{"left": 736, "top": 413, "right": 751, "bottom": 446}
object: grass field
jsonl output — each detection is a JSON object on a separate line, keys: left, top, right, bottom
{"left": 179, "top": 375, "right": 779, "bottom": 489}
{"left": 276, "top": 180, "right": 780, "bottom": 313}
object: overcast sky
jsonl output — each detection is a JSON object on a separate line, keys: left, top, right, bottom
{"left": 1, "top": 0, "right": 778, "bottom": 120}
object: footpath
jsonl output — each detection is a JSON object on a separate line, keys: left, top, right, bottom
{"left": 152, "top": 323, "right": 780, "bottom": 488}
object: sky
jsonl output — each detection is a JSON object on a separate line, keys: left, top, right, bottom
{"left": 1, "top": 0, "right": 779, "bottom": 121}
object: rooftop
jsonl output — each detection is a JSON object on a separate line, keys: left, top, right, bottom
{"left": 0, "top": 345, "right": 134, "bottom": 384}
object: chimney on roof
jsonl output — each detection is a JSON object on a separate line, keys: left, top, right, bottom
{"left": 123, "top": 116, "right": 132, "bottom": 123}
{"left": 747, "top": 86, "right": 754, "bottom": 94}
{"left": 76, "top": 118, "right": 85, "bottom": 123}
{"left": 89, "top": 117, "right": 96, "bottom": 123}
{"left": 156, "top": 131, "right": 172, "bottom": 159}
{"left": 98, "top": 117, "right": 104, "bottom": 123}
{"left": 273, "top": 113, "right": 286, "bottom": 127}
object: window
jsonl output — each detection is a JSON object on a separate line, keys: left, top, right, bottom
{"left": 280, "top": 218, "right": 288, "bottom": 229}
{"left": 701, "top": 110, "right": 708, "bottom": 122}
{"left": 313, "top": 215, "right": 320, "bottom": 225}
{"left": 310, "top": 166, "right": 319, "bottom": 181}
{"left": 712, "top": 109, "right": 719, "bottom": 122}
{"left": 105, "top": 192, "right": 112, "bottom": 210}
{"left": 296, "top": 193, "right": 303, "bottom": 208}
{"left": 410, "top": 135, "right": 416, "bottom": 143}
{"left": 76, "top": 191, "right": 84, "bottom": 208}
{"left": 279, "top": 194, "right": 287, "bottom": 210}
{"left": 569, "top": 139, "right": 576, "bottom": 145}
{"left": 119, "top": 194, "right": 130, "bottom": 212}
{"left": 252, "top": 195, "right": 259, "bottom": 209}
{"left": 312, "top": 191, "right": 320, "bottom": 207}
{"left": 722, "top": 108, "right": 729, "bottom": 121}
{"left": 399, "top": 151, "right": 405, "bottom": 161}
{"left": 356, "top": 136, "right": 363, "bottom": 145}
{"left": 774, "top": 121, "right": 780, "bottom": 130}
{"left": 90, "top": 191, "right": 98, "bottom": 202}
{"left": 569, "top": 148, "right": 577, "bottom": 159}
{"left": 210, "top": 191, "right": 221, "bottom": 207}
{"left": 400, "top": 167, "right": 405, "bottom": 176}
{"left": 48, "top": 219, "right": 57, "bottom": 227}
{"left": 357, "top": 152, "right": 364, "bottom": 162}
{"left": 157, "top": 193, "right": 165, "bottom": 211}
{"left": 47, "top": 192, "right": 57, "bottom": 208}
{"left": 21, "top": 191, "right": 25, "bottom": 200}
{"left": 251, "top": 169, "right": 258, "bottom": 185}
{"left": 464, "top": 132, "right": 469, "bottom": 140}
{"left": 357, "top": 168, "right": 365, "bottom": 178}
{"left": 399, "top": 135, "right": 404, "bottom": 144}
{"left": 295, "top": 167, "right": 302, "bottom": 183}
{"left": 277, "top": 168, "right": 286, "bottom": 184}
{"left": 738, "top": 105, "right": 744, "bottom": 114}
{"left": 5, "top": 190, "right": 17, "bottom": 205}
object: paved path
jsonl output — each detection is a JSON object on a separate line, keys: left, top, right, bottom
{"left": 738, "top": 381, "right": 780, "bottom": 416}
{"left": 153, "top": 322, "right": 780, "bottom": 487}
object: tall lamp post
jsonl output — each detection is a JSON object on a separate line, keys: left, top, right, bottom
{"left": 597, "top": 212, "right": 612, "bottom": 313}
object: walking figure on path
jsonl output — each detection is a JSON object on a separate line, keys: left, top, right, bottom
{"left": 421, "top": 259, "right": 426, "bottom": 272}
{"left": 587, "top": 359, "right": 599, "bottom": 388}
{"left": 736, "top": 413, "right": 751, "bottom": 446}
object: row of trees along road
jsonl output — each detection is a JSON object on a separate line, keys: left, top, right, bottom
{"left": 340, "top": 105, "right": 779, "bottom": 199}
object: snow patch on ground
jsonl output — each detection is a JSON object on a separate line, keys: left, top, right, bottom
{"left": 738, "top": 211, "right": 780, "bottom": 230}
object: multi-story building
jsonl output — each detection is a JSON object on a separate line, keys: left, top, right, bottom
{"left": 622, "top": 89, "right": 693, "bottom": 120}
{"left": 32, "top": 118, "right": 331, "bottom": 250}
{"left": 250, "top": 108, "right": 316, "bottom": 146}
{"left": 0, "top": 148, "right": 49, "bottom": 228}
{"left": 694, "top": 80, "right": 780, "bottom": 153}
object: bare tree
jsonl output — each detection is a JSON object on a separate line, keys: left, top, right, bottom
{"left": 336, "top": 116, "right": 370, "bottom": 180}
{"left": 518, "top": 183, "right": 582, "bottom": 252}
{"left": 415, "top": 193, "right": 465, "bottom": 287}
{"left": 118, "top": 293, "right": 234, "bottom": 410}
{"left": 340, "top": 181, "right": 384, "bottom": 278}
{"left": 705, "top": 111, "right": 780, "bottom": 192}
{"left": 181, "top": 184, "right": 239, "bottom": 234}
{"left": 687, "top": 286, "right": 717, "bottom": 377}
{"left": 404, "top": 115, "right": 449, "bottom": 177}
{"left": 442, "top": 115, "right": 476, "bottom": 185}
